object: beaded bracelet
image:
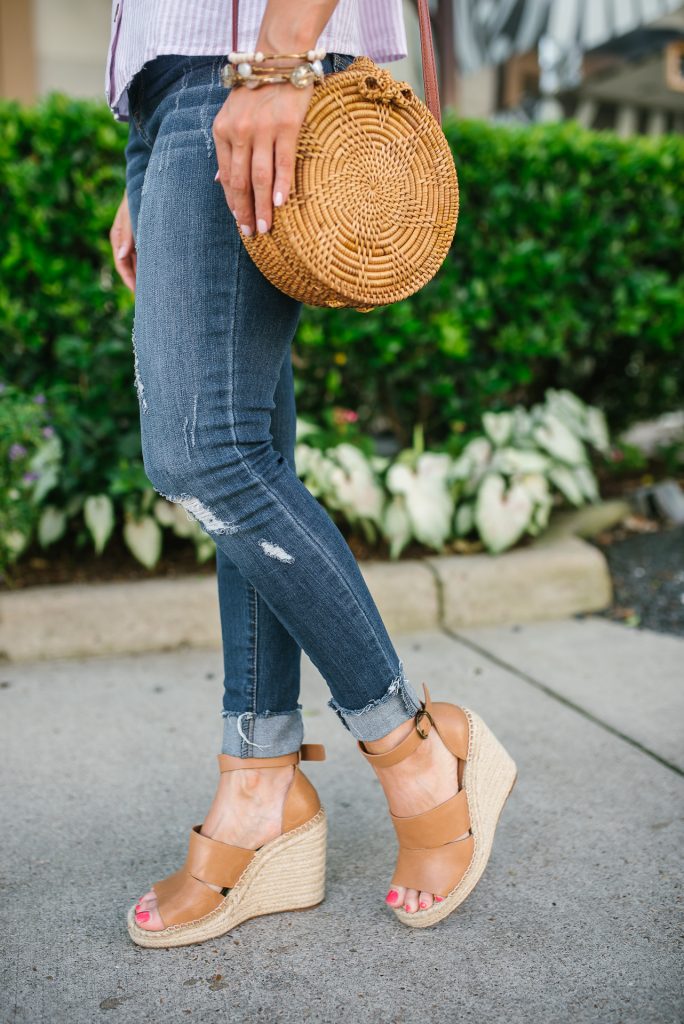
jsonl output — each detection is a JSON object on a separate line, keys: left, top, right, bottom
{"left": 221, "top": 49, "right": 327, "bottom": 90}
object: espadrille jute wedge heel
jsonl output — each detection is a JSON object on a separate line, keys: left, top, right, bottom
{"left": 127, "top": 745, "right": 327, "bottom": 948}
{"left": 359, "top": 686, "right": 516, "bottom": 929}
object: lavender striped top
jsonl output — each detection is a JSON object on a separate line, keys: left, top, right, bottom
{"left": 105, "top": 1, "right": 408, "bottom": 121}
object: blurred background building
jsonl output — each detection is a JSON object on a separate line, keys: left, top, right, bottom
{"left": 1, "top": 0, "right": 683, "bottom": 134}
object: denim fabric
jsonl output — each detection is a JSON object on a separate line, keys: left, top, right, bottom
{"left": 124, "top": 53, "right": 420, "bottom": 756}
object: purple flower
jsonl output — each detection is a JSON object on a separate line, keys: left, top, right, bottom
{"left": 22, "top": 472, "right": 39, "bottom": 484}
{"left": 9, "top": 443, "right": 28, "bottom": 461}
{"left": 34, "top": 393, "right": 46, "bottom": 405}
{"left": 42, "top": 426, "right": 55, "bottom": 439}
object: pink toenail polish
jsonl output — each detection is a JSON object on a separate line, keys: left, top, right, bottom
{"left": 419, "top": 901, "right": 428, "bottom": 909}
{"left": 386, "top": 890, "right": 398, "bottom": 903}
{"left": 404, "top": 904, "right": 411, "bottom": 912}
{"left": 435, "top": 896, "right": 443, "bottom": 902}
{"left": 136, "top": 911, "right": 150, "bottom": 922}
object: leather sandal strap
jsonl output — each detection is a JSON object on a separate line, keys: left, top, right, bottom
{"left": 357, "top": 685, "right": 435, "bottom": 767}
{"left": 391, "top": 788, "right": 470, "bottom": 850}
{"left": 185, "top": 825, "right": 255, "bottom": 889}
{"left": 217, "top": 743, "right": 326, "bottom": 773}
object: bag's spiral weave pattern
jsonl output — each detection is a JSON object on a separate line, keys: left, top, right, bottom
{"left": 242, "top": 57, "right": 459, "bottom": 310}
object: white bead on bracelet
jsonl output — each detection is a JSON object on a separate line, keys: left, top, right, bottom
{"left": 227, "top": 48, "right": 327, "bottom": 64}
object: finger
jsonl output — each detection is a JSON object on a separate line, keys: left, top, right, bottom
{"left": 115, "top": 254, "right": 136, "bottom": 293}
{"left": 252, "top": 141, "right": 275, "bottom": 234}
{"left": 214, "top": 135, "right": 235, "bottom": 217}
{"left": 230, "top": 138, "right": 254, "bottom": 236}
{"left": 273, "top": 129, "right": 297, "bottom": 211}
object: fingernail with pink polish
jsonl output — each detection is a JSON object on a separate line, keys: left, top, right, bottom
{"left": 257, "top": 218, "right": 268, "bottom": 234}
{"left": 136, "top": 910, "right": 150, "bottom": 922}
{"left": 117, "top": 245, "right": 127, "bottom": 259}
{"left": 240, "top": 225, "right": 252, "bottom": 237}
{"left": 214, "top": 169, "right": 220, "bottom": 181}
{"left": 274, "top": 191, "right": 284, "bottom": 207}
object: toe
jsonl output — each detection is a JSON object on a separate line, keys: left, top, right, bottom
{"left": 403, "top": 888, "right": 420, "bottom": 914}
{"left": 418, "top": 891, "right": 434, "bottom": 911}
{"left": 385, "top": 885, "right": 405, "bottom": 908}
{"left": 135, "top": 903, "right": 164, "bottom": 931}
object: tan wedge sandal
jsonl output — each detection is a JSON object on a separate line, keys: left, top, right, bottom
{"left": 127, "top": 744, "right": 327, "bottom": 948}
{"left": 359, "top": 685, "right": 516, "bottom": 929}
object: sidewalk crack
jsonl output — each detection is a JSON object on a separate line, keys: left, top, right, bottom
{"left": 440, "top": 624, "right": 684, "bottom": 778}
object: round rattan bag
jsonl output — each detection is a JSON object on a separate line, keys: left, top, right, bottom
{"left": 241, "top": 57, "right": 458, "bottom": 311}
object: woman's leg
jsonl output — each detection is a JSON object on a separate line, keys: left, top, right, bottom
{"left": 127, "top": 56, "right": 459, "bottom": 928}
{"left": 126, "top": 64, "right": 305, "bottom": 758}
{"left": 130, "top": 55, "right": 420, "bottom": 750}
{"left": 215, "top": 352, "right": 305, "bottom": 756}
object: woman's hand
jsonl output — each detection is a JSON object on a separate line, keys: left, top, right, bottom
{"left": 212, "top": 81, "right": 314, "bottom": 237}
{"left": 110, "top": 191, "right": 137, "bottom": 292}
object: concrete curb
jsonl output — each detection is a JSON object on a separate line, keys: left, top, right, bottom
{"left": 0, "top": 534, "right": 612, "bottom": 663}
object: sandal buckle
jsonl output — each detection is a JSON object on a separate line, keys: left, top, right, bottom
{"left": 415, "top": 708, "right": 434, "bottom": 739}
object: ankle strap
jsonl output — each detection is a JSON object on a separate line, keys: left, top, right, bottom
{"left": 357, "top": 685, "right": 434, "bottom": 767}
{"left": 217, "top": 743, "right": 326, "bottom": 772}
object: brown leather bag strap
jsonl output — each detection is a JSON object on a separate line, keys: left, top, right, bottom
{"left": 416, "top": 0, "right": 441, "bottom": 123}
{"left": 231, "top": 0, "right": 443, "bottom": 124}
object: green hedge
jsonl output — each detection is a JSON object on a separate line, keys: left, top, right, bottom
{"left": 1, "top": 95, "right": 683, "bottom": 512}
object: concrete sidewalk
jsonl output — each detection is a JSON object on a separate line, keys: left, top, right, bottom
{"left": 1, "top": 618, "right": 682, "bottom": 1024}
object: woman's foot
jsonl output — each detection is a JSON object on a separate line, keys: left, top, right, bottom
{"left": 364, "top": 718, "right": 466, "bottom": 914}
{"left": 134, "top": 765, "right": 295, "bottom": 931}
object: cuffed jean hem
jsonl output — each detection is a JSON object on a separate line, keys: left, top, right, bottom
{"left": 221, "top": 707, "right": 304, "bottom": 757}
{"left": 328, "top": 662, "right": 421, "bottom": 742}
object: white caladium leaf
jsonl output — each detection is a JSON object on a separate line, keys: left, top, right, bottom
{"left": 475, "top": 473, "right": 534, "bottom": 554}
{"left": 370, "top": 455, "right": 390, "bottom": 474}
{"left": 387, "top": 454, "right": 454, "bottom": 550}
{"left": 532, "top": 412, "right": 587, "bottom": 466}
{"left": 84, "top": 494, "right": 115, "bottom": 554}
{"left": 295, "top": 416, "right": 318, "bottom": 440}
{"left": 518, "top": 472, "right": 551, "bottom": 507}
{"left": 545, "top": 388, "right": 587, "bottom": 435}
{"left": 296, "top": 445, "right": 337, "bottom": 498}
{"left": 490, "top": 447, "right": 550, "bottom": 476}
{"left": 153, "top": 499, "right": 176, "bottom": 528}
{"left": 454, "top": 501, "right": 475, "bottom": 537}
{"left": 584, "top": 406, "right": 610, "bottom": 453}
{"left": 483, "top": 411, "right": 513, "bottom": 448}
{"left": 383, "top": 495, "right": 413, "bottom": 559}
{"left": 511, "top": 405, "right": 533, "bottom": 445}
{"left": 193, "top": 535, "right": 216, "bottom": 563}
{"left": 528, "top": 499, "right": 552, "bottom": 535}
{"left": 38, "top": 505, "right": 67, "bottom": 548}
{"left": 123, "top": 515, "right": 162, "bottom": 569}
{"left": 3, "top": 529, "right": 29, "bottom": 558}
{"left": 549, "top": 465, "right": 585, "bottom": 506}
{"left": 450, "top": 437, "right": 492, "bottom": 493}
{"left": 574, "top": 464, "right": 600, "bottom": 502}
{"left": 326, "top": 446, "right": 385, "bottom": 524}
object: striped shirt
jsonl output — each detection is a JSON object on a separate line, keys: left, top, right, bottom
{"left": 106, "top": 0, "right": 408, "bottom": 121}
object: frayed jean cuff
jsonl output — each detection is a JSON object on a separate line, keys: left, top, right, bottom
{"left": 221, "top": 706, "right": 304, "bottom": 758}
{"left": 328, "top": 662, "right": 421, "bottom": 742}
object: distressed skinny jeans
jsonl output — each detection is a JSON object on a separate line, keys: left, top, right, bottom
{"left": 124, "top": 54, "right": 420, "bottom": 756}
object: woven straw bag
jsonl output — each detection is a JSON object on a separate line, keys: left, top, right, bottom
{"left": 232, "top": 0, "right": 458, "bottom": 311}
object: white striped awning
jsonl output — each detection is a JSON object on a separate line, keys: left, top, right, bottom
{"left": 456, "top": 0, "right": 684, "bottom": 73}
